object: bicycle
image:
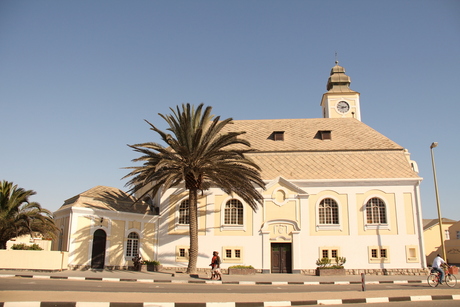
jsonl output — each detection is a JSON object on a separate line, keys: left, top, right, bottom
{"left": 427, "top": 265, "right": 457, "bottom": 287}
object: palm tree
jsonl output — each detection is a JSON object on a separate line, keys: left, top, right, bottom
{"left": 0, "top": 181, "right": 58, "bottom": 249}
{"left": 124, "top": 103, "right": 265, "bottom": 274}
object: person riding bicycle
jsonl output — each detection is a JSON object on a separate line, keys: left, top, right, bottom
{"left": 432, "top": 254, "right": 447, "bottom": 284}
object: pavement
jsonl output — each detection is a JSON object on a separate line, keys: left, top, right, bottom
{"left": 0, "top": 269, "right": 459, "bottom": 306}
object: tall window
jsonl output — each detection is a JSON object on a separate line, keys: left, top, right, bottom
{"left": 179, "top": 199, "right": 189, "bottom": 225}
{"left": 445, "top": 230, "right": 450, "bottom": 240}
{"left": 224, "top": 199, "right": 243, "bottom": 225}
{"left": 319, "top": 198, "right": 339, "bottom": 224}
{"left": 366, "top": 198, "right": 387, "bottom": 224}
{"left": 126, "top": 232, "right": 139, "bottom": 257}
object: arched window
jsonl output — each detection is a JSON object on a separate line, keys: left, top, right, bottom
{"left": 126, "top": 232, "right": 139, "bottom": 257}
{"left": 224, "top": 199, "right": 243, "bottom": 225}
{"left": 179, "top": 199, "right": 189, "bottom": 225}
{"left": 319, "top": 198, "right": 339, "bottom": 224}
{"left": 366, "top": 198, "right": 387, "bottom": 224}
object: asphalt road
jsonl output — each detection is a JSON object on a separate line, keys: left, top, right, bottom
{"left": 1, "top": 277, "right": 459, "bottom": 306}
{"left": 0, "top": 277, "right": 434, "bottom": 293}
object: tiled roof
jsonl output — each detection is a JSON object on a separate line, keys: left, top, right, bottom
{"left": 222, "top": 118, "right": 402, "bottom": 152}
{"left": 222, "top": 118, "right": 420, "bottom": 180}
{"left": 249, "top": 151, "right": 419, "bottom": 180}
{"left": 57, "top": 186, "right": 150, "bottom": 214}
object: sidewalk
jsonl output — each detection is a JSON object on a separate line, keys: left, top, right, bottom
{"left": 1, "top": 269, "right": 459, "bottom": 306}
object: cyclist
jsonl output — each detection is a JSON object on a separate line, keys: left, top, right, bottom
{"left": 432, "top": 254, "right": 447, "bottom": 284}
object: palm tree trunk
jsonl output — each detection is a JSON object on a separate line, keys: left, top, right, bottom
{"left": 186, "top": 188, "right": 199, "bottom": 274}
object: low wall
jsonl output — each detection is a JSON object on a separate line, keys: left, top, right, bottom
{"left": 0, "top": 250, "right": 68, "bottom": 271}
{"left": 301, "top": 268, "right": 430, "bottom": 276}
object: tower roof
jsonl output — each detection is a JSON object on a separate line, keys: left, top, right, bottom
{"left": 326, "top": 61, "right": 357, "bottom": 93}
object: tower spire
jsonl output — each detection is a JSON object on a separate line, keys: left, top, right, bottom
{"left": 326, "top": 61, "right": 352, "bottom": 92}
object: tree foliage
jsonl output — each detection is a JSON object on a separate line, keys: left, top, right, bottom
{"left": 0, "top": 181, "right": 58, "bottom": 249}
{"left": 124, "top": 103, "right": 265, "bottom": 273}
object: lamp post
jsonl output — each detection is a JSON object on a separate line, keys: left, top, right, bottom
{"left": 430, "top": 142, "right": 446, "bottom": 260}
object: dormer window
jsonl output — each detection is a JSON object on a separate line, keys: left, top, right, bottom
{"left": 316, "top": 130, "right": 331, "bottom": 140}
{"left": 273, "top": 131, "right": 285, "bottom": 141}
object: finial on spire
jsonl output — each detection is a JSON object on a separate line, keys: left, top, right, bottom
{"left": 335, "top": 51, "right": 338, "bottom": 65}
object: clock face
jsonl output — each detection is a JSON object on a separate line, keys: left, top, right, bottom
{"left": 337, "top": 101, "right": 350, "bottom": 113}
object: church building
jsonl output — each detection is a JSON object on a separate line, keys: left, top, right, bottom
{"left": 53, "top": 62, "right": 426, "bottom": 274}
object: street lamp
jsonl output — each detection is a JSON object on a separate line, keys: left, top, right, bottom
{"left": 430, "top": 142, "right": 446, "bottom": 260}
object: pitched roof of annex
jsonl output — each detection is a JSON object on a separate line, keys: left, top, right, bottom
{"left": 57, "top": 185, "right": 150, "bottom": 214}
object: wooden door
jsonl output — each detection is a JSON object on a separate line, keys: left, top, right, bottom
{"left": 91, "top": 229, "right": 106, "bottom": 269}
{"left": 271, "top": 243, "right": 292, "bottom": 273}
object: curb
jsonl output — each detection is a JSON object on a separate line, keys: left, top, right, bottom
{"left": 1, "top": 295, "right": 460, "bottom": 306}
{"left": 0, "top": 274, "right": 427, "bottom": 285}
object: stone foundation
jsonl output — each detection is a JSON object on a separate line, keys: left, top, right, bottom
{"left": 302, "top": 268, "right": 430, "bottom": 276}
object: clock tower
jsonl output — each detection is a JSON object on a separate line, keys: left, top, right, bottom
{"left": 320, "top": 61, "right": 361, "bottom": 121}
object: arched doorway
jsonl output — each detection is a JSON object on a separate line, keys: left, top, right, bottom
{"left": 91, "top": 229, "right": 106, "bottom": 269}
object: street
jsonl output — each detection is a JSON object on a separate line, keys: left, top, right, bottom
{"left": 1, "top": 276, "right": 459, "bottom": 306}
{"left": 0, "top": 277, "right": 440, "bottom": 293}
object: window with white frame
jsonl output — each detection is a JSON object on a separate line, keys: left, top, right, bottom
{"left": 126, "top": 232, "right": 139, "bottom": 257}
{"left": 320, "top": 247, "right": 340, "bottom": 259}
{"left": 366, "top": 198, "right": 387, "bottom": 224}
{"left": 319, "top": 198, "right": 339, "bottom": 224}
{"left": 176, "top": 246, "right": 189, "bottom": 262}
{"left": 222, "top": 247, "right": 243, "bottom": 263}
{"left": 368, "top": 246, "right": 390, "bottom": 263}
{"left": 224, "top": 199, "right": 243, "bottom": 225}
{"left": 179, "top": 199, "right": 190, "bottom": 225}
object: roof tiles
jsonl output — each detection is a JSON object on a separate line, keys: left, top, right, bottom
{"left": 222, "top": 118, "right": 419, "bottom": 180}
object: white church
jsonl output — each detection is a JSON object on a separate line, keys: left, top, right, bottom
{"left": 53, "top": 62, "right": 426, "bottom": 274}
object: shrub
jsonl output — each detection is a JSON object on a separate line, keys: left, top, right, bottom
{"left": 228, "top": 265, "right": 254, "bottom": 269}
{"left": 315, "top": 257, "right": 331, "bottom": 268}
{"left": 316, "top": 257, "right": 346, "bottom": 269}
{"left": 11, "top": 243, "right": 43, "bottom": 250}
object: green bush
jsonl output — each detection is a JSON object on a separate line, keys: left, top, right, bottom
{"left": 11, "top": 243, "right": 43, "bottom": 250}
{"left": 228, "top": 265, "right": 254, "bottom": 269}
{"left": 315, "top": 257, "right": 331, "bottom": 268}
{"left": 316, "top": 256, "right": 346, "bottom": 269}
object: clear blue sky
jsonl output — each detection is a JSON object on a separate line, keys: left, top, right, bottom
{"left": 1, "top": 0, "right": 459, "bottom": 220}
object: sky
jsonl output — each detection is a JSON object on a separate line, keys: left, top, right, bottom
{"left": 1, "top": 0, "right": 459, "bottom": 220}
